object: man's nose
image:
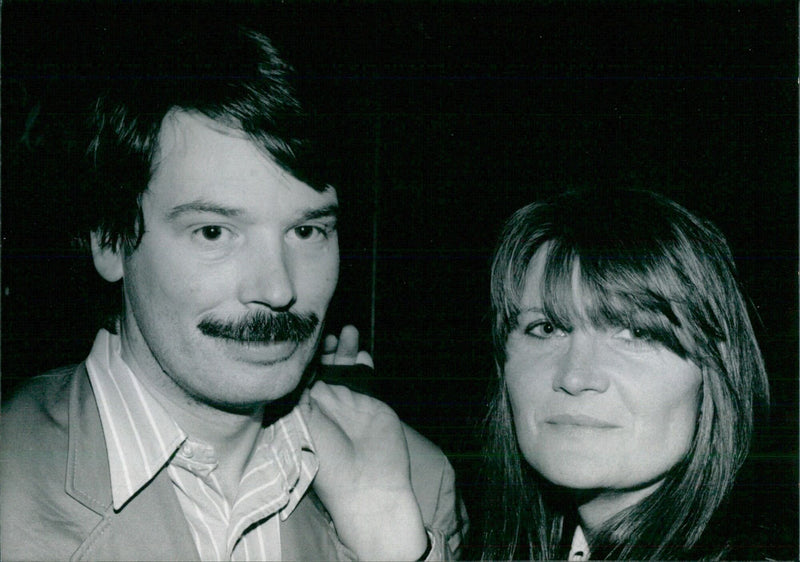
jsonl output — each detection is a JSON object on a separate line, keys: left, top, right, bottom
{"left": 552, "top": 332, "right": 610, "bottom": 395}
{"left": 240, "top": 238, "right": 296, "bottom": 311}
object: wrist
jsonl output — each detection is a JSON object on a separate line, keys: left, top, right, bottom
{"left": 328, "top": 494, "right": 427, "bottom": 561}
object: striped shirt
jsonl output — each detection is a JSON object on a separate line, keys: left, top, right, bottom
{"left": 85, "top": 329, "right": 319, "bottom": 561}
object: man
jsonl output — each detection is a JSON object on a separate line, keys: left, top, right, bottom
{"left": 0, "top": 26, "right": 464, "bottom": 561}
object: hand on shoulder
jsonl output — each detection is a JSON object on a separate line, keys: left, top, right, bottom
{"left": 303, "top": 381, "right": 428, "bottom": 561}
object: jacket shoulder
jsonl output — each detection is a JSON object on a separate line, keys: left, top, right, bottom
{"left": 402, "top": 421, "right": 467, "bottom": 555}
{"left": 2, "top": 364, "right": 79, "bottom": 439}
{"left": 403, "top": 422, "right": 450, "bottom": 487}
{"left": 0, "top": 364, "right": 100, "bottom": 561}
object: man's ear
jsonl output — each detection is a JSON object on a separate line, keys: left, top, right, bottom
{"left": 90, "top": 231, "right": 124, "bottom": 282}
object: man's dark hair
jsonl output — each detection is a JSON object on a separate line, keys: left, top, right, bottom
{"left": 84, "top": 24, "right": 328, "bottom": 254}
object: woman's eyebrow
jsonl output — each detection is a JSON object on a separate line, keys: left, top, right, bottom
{"left": 518, "top": 306, "right": 545, "bottom": 314}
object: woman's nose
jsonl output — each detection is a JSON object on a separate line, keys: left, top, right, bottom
{"left": 552, "top": 332, "right": 610, "bottom": 395}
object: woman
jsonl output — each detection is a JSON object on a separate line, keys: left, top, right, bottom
{"left": 479, "top": 188, "right": 776, "bottom": 560}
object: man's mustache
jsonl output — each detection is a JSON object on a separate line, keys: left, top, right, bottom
{"left": 198, "top": 310, "right": 319, "bottom": 344}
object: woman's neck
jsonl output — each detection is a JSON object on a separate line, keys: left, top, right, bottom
{"left": 573, "top": 480, "right": 662, "bottom": 532}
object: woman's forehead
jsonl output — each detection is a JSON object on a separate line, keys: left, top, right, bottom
{"left": 521, "top": 246, "right": 582, "bottom": 307}
{"left": 519, "top": 245, "right": 635, "bottom": 329}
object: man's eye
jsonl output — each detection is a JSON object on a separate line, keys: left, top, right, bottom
{"left": 199, "top": 225, "right": 224, "bottom": 240}
{"left": 524, "top": 321, "right": 567, "bottom": 339}
{"left": 191, "top": 225, "right": 232, "bottom": 244}
{"left": 293, "top": 225, "right": 325, "bottom": 240}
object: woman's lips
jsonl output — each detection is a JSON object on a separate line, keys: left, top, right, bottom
{"left": 545, "top": 413, "right": 620, "bottom": 428}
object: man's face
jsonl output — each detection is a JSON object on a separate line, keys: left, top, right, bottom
{"left": 97, "top": 111, "right": 339, "bottom": 410}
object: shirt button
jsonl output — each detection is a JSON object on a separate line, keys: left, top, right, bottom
{"left": 183, "top": 444, "right": 194, "bottom": 458}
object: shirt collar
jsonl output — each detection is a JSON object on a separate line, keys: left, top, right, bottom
{"left": 168, "top": 405, "right": 318, "bottom": 555}
{"left": 86, "top": 329, "right": 186, "bottom": 509}
{"left": 272, "top": 406, "right": 318, "bottom": 520}
{"left": 569, "top": 524, "right": 590, "bottom": 561}
{"left": 85, "top": 329, "right": 318, "bottom": 517}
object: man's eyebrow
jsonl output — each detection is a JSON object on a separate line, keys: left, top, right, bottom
{"left": 165, "top": 200, "right": 243, "bottom": 221}
{"left": 300, "top": 204, "right": 339, "bottom": 222}
{"left": 165, "top": 201, "right": 339, "bottom": 222}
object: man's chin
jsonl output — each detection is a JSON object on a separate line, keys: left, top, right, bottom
{"left": 201, "top": 363, "right": 307, "bottom": 414}
{"left": 194, "top": 334, "right": 320, "bottom": 410}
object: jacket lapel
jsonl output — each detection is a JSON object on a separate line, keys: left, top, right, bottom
{"left": 66, "top": 364, "right": 198, "bottom": 561}
{"left": 66, "top": 363, "right": 111, "bottom": 513}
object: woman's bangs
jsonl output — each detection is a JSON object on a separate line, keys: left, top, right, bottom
{"left": 541, "top": 244, "right": 690, "bottom": 357}
{"left": 538, "top": 246, "right": 583, "bottom": 329}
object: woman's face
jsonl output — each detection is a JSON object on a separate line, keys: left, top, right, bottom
{"left": 505, "top": 248, "right": 702, "bottom": 500}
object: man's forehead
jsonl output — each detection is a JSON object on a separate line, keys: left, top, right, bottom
{"left": 150, "top": 110, "right": 309, "bottom": 186}
{"left": 153, "top": 109, "right": 249, "bottom": 163}
{"left": 145, "top": 108, "right": 337, "bottom": 217}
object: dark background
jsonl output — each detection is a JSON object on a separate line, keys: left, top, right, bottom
{"left": 3, "top": 0, "right": 797, "bottom": 541}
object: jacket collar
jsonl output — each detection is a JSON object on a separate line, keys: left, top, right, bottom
{"left": 60, "top": 361, "right": 344, "bottom": 561}
{"left": 66, "top": 363, "right": 112, "bottom": 514}
{"left": 64, "top": 363, "right": 199, "bottom": 560}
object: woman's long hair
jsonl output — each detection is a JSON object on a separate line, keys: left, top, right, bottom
{"left": 480, "top": 188, "right": 769, "bottom": 560}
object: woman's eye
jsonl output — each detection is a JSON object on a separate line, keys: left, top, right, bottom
{"left": 524, "top": 321, "right": 566, "bottom": 339}
{"left": 615, "top": 327, "right": 649, "bottom": 340}
{"left": 613, "top": 327, "right": 660, "bottom": 350}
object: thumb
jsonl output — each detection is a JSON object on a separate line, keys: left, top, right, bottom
{"left": 356, "top": 351, "right": 374, "bottom": 368}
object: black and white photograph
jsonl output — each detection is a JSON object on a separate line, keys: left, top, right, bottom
{"left": 2, "top": 2, "right": 797, "bottom": 560}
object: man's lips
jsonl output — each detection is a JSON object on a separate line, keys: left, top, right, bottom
{"left": 212, "top": 338, "right": 300, "bottom": 364}
{"left": 544, "top": 413, "right": 620, "bottom": 429}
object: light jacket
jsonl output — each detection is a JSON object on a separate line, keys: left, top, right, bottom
{"left": 0, "top": 364, "right": 464, "bottom": 561}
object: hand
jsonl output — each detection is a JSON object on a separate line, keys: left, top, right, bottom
{"left": 320, "top": 325, "right": 374, "bottom": 368}
{"left": 303, "top": 381, "right": 427, "bottom": 561}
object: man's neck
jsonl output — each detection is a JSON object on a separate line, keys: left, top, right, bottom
{"left": 170, "top": 399, "right": 265, "bottom": 503}
{"left": 118, "top": 333, "right": 268, "bottom": 503}
{"left": 148, "top": 379, "right": 267, "bottom": 504}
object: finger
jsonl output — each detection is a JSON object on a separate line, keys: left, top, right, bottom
{"left": 333, "top": 325, "right": 360, "bottom": 365}
{"left": 320, "top": 334, "right": 339, "bottom": 365}
{"left": 310, "top": 380, "right": 350, "bottom": 409}
{"left": 309, "top": 381, "right": 365, "bottom": 419}
{"left": 305, "top": 385, "right": 353, "bottom": 452}
{"left": 311, "top": 380, "right": 388, "bottom": 420}
{"left": 355, "top": 351, "right": 374, "bottom": 368}
{"left": 299, "top": 387, "right": 313, "bottom": 416}
{"left": 306, "top": 383, "right": 341, "bottom": 423}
